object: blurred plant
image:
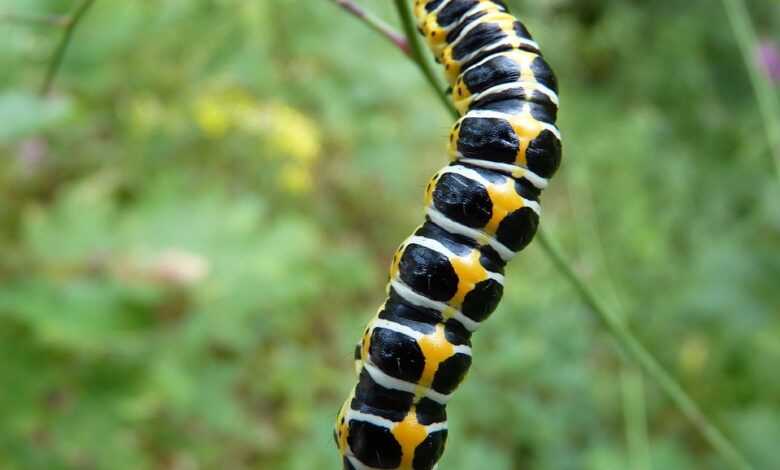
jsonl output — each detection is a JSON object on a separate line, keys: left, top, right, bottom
{"left": 116, "top": 249, "right": 210, "bottom": 288}
{"left": 16, "top": 138, "right": 48, "bottom": 175}
{"left": 193, "top": 87, "right": 321, "bottom": 194}
{"left": 40, "top": 0, "right": 96, "bottom": 96}
{"left": 722, "top": 0, "right": 780, "bottom": 181}
{"left": 129, "top": 95, "right": 169, "bottom": 132}
{"left": 0, "top": 12, "right": 69, "bottom": 28}
{"left": 278, "top": 164, "right": 314, "bottom": 195}
{"left": 251, "top": 103, "right": 321, "bottom": 165}
{"left": 194, "top": 93, "right": 234, "bottom": 139}
{"left": 757, "top": 40, "right": 780, "bottom": 83}
{"left": 678, "top": 335, "right": 710, "bottom": 376}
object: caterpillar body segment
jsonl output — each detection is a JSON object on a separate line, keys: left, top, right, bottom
{"left": 448, "top": 106, "right": 561, "bottom": 179}
{"left": 426, "top": 164, "right": 542, "bottom": 255}
{"left": 451, "top": 48, "right": 559, "bottom": 114}
{"left": 335, "top": 1, "right": 562, "bottom": 468}
{"left": 414, "top": 0, "right": 508, "bottom": 62}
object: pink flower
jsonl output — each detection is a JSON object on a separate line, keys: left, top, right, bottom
{"left": 757, "top": 40, "right": 780, "bottom": 83}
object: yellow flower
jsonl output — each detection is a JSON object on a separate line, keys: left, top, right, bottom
{"left": 195, "top": 96, "right": 232, "bottom": 139}
{"left": 259, "top": 103, "right": 322, "bottom": 163}
{"left": 679, "top": 335, "right": 710, "bottom": 374}
{"left": 278, "top": 164, "right": 313, "bottom": 194}
{"left": 191, "top": 89, "right": 322, "bottom": 169}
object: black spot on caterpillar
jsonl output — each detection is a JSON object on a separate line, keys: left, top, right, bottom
{"left": 336, "top": 1, "right": 562, "bottom": 468}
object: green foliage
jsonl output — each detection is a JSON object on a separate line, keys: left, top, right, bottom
{"left": 0, "top": 0, "right": 778, "bottom": 469}
{"left": 0, "top": 92, "right": 72, "bottom": 143}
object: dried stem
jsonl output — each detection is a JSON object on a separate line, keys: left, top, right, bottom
{"left": 329, "top": 0, "right": 411, "bottom": 56}
{"left": 0, "top": 12, "right": 69, "bottom": 27}
{"left": 40, "top": 0, "right": 96, "bottom": 96}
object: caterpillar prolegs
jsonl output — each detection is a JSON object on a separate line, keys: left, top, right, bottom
{"left": 335, "top": 1, "right": 562, "bottom": 468}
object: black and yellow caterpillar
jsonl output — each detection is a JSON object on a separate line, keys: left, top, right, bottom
{"left": 335, "top": 1, "right": 561, "bottom": 468}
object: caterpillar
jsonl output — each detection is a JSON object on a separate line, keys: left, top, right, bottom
{"left": 335, "top": 1, "right": 562, "bottom": 468}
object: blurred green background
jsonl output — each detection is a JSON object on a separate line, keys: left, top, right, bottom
{"left": 0, "top": 0, "right": 778, "bottom": 469}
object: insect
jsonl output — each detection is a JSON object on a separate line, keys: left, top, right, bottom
{"left": 335, "top": 1, "right": 561, "bottom": 468}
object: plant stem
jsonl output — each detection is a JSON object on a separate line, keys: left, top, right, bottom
{"left": 336, "top": 2, "right": 754, "bottom": 469}
{"left": 567, "top": 166, "right": 652, "bottom": 468}
{"left": 537, "top": 233, "right": 752, "bottom": 470}
{"left": 621, "top": 365, "right": 651, "bottom": 470}
{"left": 721, "top": 0, "right": 780, "bottom": 181}
{"left": 329, "top": 0, "right": 411, "bottom": 57}
{"left": 40, "top": 0, "right": 96, "bottom": 96}
{"left": 392, "top": 0, "right": 459, "bottom": 118}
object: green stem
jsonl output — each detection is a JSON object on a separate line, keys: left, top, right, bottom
{"left": 721, "top": 0, "right": 780, "bottom": 181}
{"left": 621, "top": 366, "right": 650, "bottom": 470}
{"left": 537, "top": 233, "right": 753, "bottom": 470}
{"left": 338, "top": 2, "right": 754, "bottom": 469}
{"left": 392, "top": 0, "right": 459, "bottom": 118}
{"left": 40, "top": 0, "right": 96, "bottom": 96}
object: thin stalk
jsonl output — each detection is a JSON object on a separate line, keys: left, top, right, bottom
{"left": 621, "top": 364, "right": 651, "bottom": 470}
{"left": 392, "top": 0, "right": 459, "bottom": 118}
{"left": 537, "top": 233, "right": 752, "bottom": 470}
{"left": 567, "top": 165, "right": 652, "bottom": 468}
{"left": 721, "top": 0, "right": 780, "bottom": 181}
{"left": 0, "top": 12, "right": 69, "bottom": 27}
{"left": 40, "top": 0, "right": 96, "bottom": 96}
{"left": 329, "top": 0, "right": 411, "bottom": 56}
{"left": 335, "top": 2, "right": 754, "bottom": 469}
